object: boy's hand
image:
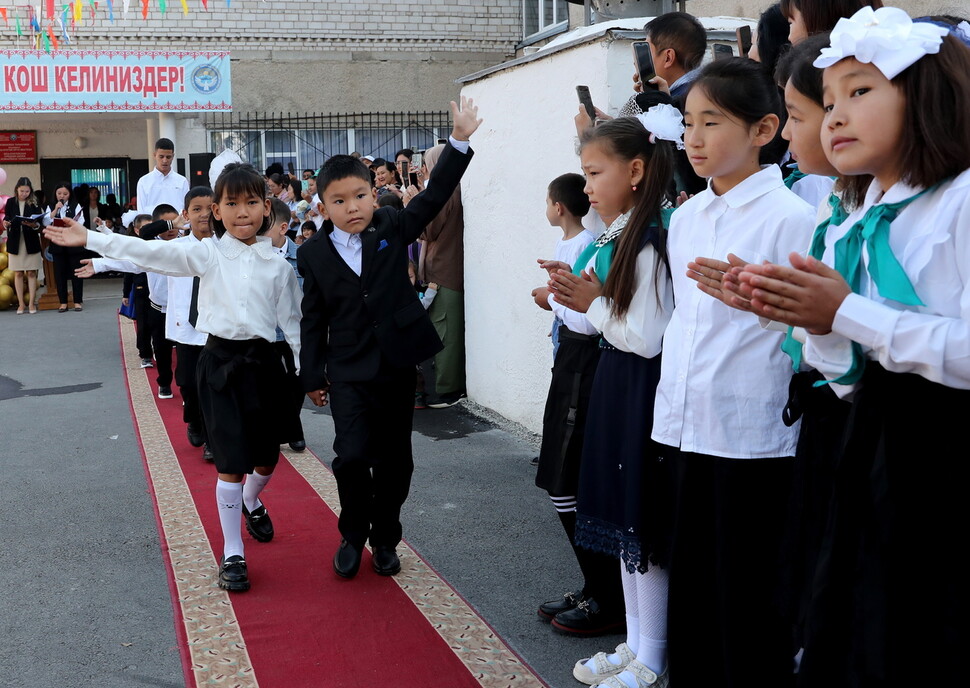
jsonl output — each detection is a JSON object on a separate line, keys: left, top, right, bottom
{"left": 74, "top": 259, "right": 96, "bottom": 278}
{"left": 44, "top": 217, "right": 88, "bottom": 247}
{"left": 428, "top": 282, "right": 439, "bottom": 291}
{"left": 307, "top": 388, "right": 329, "bottom": 407}
{"left": 450, "top": 96, "right": 482, "bottom": 141}
{"left": 122, "top": 297, "right": 130, "bottom": 307}
{"left": 532, "top": 286, "right": 553, "bottom": 310}
{"left": 537, "top": 258, "right": 571, "bottom": 276}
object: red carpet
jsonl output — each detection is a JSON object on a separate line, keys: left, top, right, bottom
{"left": 117, "top": 316, "right": 544, "bottom": 688}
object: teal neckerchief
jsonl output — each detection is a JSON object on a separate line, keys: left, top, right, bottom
{"left": 783, "top": 165, "right": 807, "bottom": 190}
{"left": 572, "top": 232, "right": 616, "bottom": 281}
{"left": 780, "top": 193, "right": 848, "bottom": 371}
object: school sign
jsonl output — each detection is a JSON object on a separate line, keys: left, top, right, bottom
{"left": 0, "top": 50, "right": 231, "bottom": 112}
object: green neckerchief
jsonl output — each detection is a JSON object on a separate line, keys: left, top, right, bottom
{"left": 823, "top": 184, "right": 937, "bottom": 385}
{"left": 783, "top": 165, "right": 807, "bottom": 190}
{"left": 569, "top": 207, "right": 673, "bottom": 282}
{"left": 780, "top": 193, "right": 848, "bottom": 371}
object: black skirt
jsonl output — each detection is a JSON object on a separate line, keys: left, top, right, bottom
{"left": 197, "top": 335, "right": 287, "bottom": 474}
{"left": 574, "top": 343, "right": 663, "bottom": 573}
{"left": 799, "top": 363, "right": 969, "bottom": 688}
{"left": 535, "top": 327, "right": 601, "bottom": 496}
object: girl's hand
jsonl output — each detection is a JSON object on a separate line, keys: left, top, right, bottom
{"left": 44, "top": 218, "right": 88, "bottom": 247}
{"left": 737, "top": 253, "right": 851, "bottom": 334}
{"left": 674, "top": 191, "right": 691, "bottom": 207}
{"left": 537, "top": 258, "right": 571, "bottom": 276}
{"left": 450, "top": 96, "right": 482, "bottom": 141}
{"left": 122, "top": 297, "right": 130, "bottom": 307}
{"left": 687, "top": 253, "right": 751, "bottom": 311}
{"left": 74, "top": 259, "right": 96, "bottom": 278}
{"left": 54, "top": 201, "right": 64, "bottom": 213}
{"left": 549, "top": 267, "right": 603, "bottom": 313}
{"left": 532, "top": 286, "right": 553, "bottom": 310}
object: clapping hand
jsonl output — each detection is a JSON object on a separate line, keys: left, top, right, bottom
{"left": 549, "top": 267, "right": 603, "bottom": 313}
{"left": 537, "top": 258, "right": 571, "bottom": 277}
{"left": 450, "top": 96, "right": 483, "bottom": 141}
{"left": 686, "top": 253, "right": 751, "bottom": 311}
{"left": 44, "top": 217, "right": 88, "bottom": 247}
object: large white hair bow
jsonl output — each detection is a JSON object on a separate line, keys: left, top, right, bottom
{"left": 209, "top": 148, "right": 243, "bottom": 189}
{"left": 813, "top": 6, "right": 949, "bottom": 80}
{"left": 635, "top": 104, "right": 685, "bottom": 150}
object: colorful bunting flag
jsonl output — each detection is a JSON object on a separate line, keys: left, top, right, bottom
{"left": 160, "top": 0, "right": 167, "bottom": 14}
{"left": 141, "top": 0, "right": 148, "bottom": 19}
{"left": 0, "top": 8, "right": 7, "bottom": 23}
{"left": 180, "top": 0, "right": 188, "bottom": 15}
{"left": 107, "top": 0, "right": 114, "bottom": 21}
{"left": 15, "top": 16, "right": 22, "bottom": 36}
{"left": 46, "top": 0, "right": 55, "bottom": 19}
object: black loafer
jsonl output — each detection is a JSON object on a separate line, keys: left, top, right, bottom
{"left": 551, "top": 596, "right": 624, "bottom": 636}
{"left": 202, "top": 444, "right": 215, "bottom": 462}
{"left": 186, "top": 423, "right": 205, "bottom": 448}
{"left": 333, "top": 539, "right": 363, "bottom": 579}
{"left": 218, "top": 555, "right": 250, "bottom": 592}
{"left": 242, "top": 503, "right": 274, "bottom": 543}
{"left": 371, "top": 545, "right": 401, "bottom": 576}
{"left": 288, "top": 439, "right": 306, "bottom": 452}
{"left": 538, "top": 589, "right": 584, "bottom": 622}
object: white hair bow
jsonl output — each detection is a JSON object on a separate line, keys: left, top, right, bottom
{"left": 635, "top": 104, "right": 685, "bottom": 150}
{"left": 209, "top": 149, "right": 243, "bottom": 189}
{"left": 813, "top": 6, "right": 950, "bottom": 80}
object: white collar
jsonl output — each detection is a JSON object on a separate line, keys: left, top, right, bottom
{"left": 213, "top": 232, "right": 277, "bottom": 260}
{"left": 693, "top": 165, "right": 785, "bottom": 212}
{"left": 331, "top": 226, "right": 363, "bottom": 246}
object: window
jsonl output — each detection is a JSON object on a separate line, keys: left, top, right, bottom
{"left": 523, "top": 0, "right": 568, "bottom": 41}
{"left": 71, "top": 168, "right": 127, "bottom": 203}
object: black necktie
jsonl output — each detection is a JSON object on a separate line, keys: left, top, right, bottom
{"left": 188, "top": 276, "right": 200, "bottom": 328}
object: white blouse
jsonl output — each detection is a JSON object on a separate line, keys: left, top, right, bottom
{"left": 85, "top": 229, "right": 302, "bottom": 366}
{"left": 803, "top": 167, "right": 970, "bottom": 396}
{"left": 652, "top": 165, "right": 816, "bottom": 459}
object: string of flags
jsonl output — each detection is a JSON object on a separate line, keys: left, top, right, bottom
{"left": 0, "top": 1, "right": 232, "bottom": 51}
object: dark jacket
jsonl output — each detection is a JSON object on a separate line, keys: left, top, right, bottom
{"left": 82, "top": 202, "right": 112, "bottom": 230}
{"left": 298, "top": 142, "right": 473, "bottom": 388}
{"left": 3, "top": 197, "right": 42, "bottom": 255}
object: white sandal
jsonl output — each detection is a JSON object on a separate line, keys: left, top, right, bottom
{"left": 595, "top": 660, "right": 668, "bottom": 688}
{"left": 573, "top": 643, "right": 635, "bottom": 685}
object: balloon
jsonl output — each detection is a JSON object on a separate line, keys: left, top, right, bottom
{"left": 1, "top": 267, "right": 12, "bottom": 282}
{"left": 0, "top": 283, "right": 14, "bottom": 309}
{"left": 0, "top": 253, "right": 7, "bottom": 271}
{"left": 0, "top": 167, "right": 6, "bottom": 187}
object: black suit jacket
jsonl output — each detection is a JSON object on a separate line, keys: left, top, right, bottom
{"left": 298, "top": 142, "right": 473, "bottom": 389}
{"left": 3, "top": 197, "right": 42, "bottom": 255}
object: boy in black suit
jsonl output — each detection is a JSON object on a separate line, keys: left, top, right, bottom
{"left": 298, "top": 97, "right": 482, "bottom": 579}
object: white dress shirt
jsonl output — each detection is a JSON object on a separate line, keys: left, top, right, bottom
{"left": 328, "top": 227, "right": 364, "bottom": 275}
{"left": 803, "top": 167, "right": 970, "bottom": 396}
{"left": 791, "top": 174, "right": 836, "bottom": 212}
{"left": 85, "top": 229, "right": 302, "bottom": 367}
{"left": 165, "top": 234, "right": 207, "bottom": 346}
{"left": 93, "top": 255, "right": 169, "bottom": 310}
{"left": 136, "top": 167, "right": 190, "bottom": 215}
{"left": 652, "top": 165, "right": 816, "bottom": 459}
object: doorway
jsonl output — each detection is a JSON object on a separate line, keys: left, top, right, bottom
{"left": 40, "top": 157, "right": 147, "bottom": 208}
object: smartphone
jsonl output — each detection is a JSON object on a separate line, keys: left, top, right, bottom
{"left": 712, "top": 43, "right": 734, "bottom": 61}
{"left": 736, "top": 25, "right": 752, "bottom": 56}
{"left": 412, "top": 152, "right": 422, "bottom": 170}
{"left": 576, "top": 85, "right": 596, "bottom": 121}
{"left": 52, "top": 217, "right": 68, "bottom": 227}
{"left": 632, "top": 41, "right": 658, "bottom": 89}
{"left": 398, "top": 161, "right": 409, "bottom": 184}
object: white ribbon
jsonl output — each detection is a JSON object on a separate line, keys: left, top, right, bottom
{"left": 634, "top": 103, "right": 685, "bottom": 150}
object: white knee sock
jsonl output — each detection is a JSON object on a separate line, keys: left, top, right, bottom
{"left": 585, "top": 562, "right": 640, "bottom": 674}
{"left": 216, "top": 479, "right": 245, "bottom": 560}
{"left": 242, "top": 471, "right": 272, "bottom": 512}
{"left": 610, "top": 566, "right": 669, "bottom": 687}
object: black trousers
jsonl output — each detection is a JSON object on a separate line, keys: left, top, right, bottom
{"left": 174, "top": 343, "right": 204, "bottom": 429}
{"left": 133, "top": 292, "right": 153, "bottom": 359}
{"left": 52, "top": 253, "right": 84, "bottom": 304}
{"left": 142, "top": 304, "right": 174, "bottom": 387}
{"left": 328, "top": 361, "right": 416, "bottom": 549}
{"left": 274, "top": 340, "right": 305, "bottom": 444}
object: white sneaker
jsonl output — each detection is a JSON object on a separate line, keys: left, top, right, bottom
{"left": 140, "top": 358, "right": 154, "bottom": 368}
{"left": 595, "top": 661, "right": 667, "bottom": 688}
{"left": 573, "top": 643, "right": 635, "bottom": 685}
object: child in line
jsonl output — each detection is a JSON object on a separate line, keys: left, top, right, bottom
{"left": 47, "top": 163, "right": 302, "bottom": 593}
{"left": 124, "top": 214, "right": 155, "bottom": 367}
{"left": 547, "top": 108, "right": 681, "bottom": 687}
{"left": 654, "top": 58, "right": 816, "bottom": 688}
{"left": 409, "top": 261, "right": 438, "bottom": 311}
{"left": 535, "top": 173, "right": 595, "bottom": 360}
{"left": 298, "top": 97, "right": 481, "bottom": 580}
{"left": 732, "top": 10, "right": 970, "bottom": 685}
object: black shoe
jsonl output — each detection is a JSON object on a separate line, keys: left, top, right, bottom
{"left": 218, "top": 555, "right": 250, "bottom": 592}
{"left": 427, "top": 391, "right": 464, "bottom": 409}
{"left": 288, "top": 439, "right": 306, "bottom": 452}
{"left": 202, "top": 444, "right": 215, "bottom": 462}
{"left": 538, "top": 589, "right": 583, "bottom": 622}
{"left": 333, "top": 539, "right": 362, "bottom": 579}
{"left": 186, "top": 423, "right": 205, "bottom": 447}
{"left": 551, "top": 597, "right": 624, "bottom": 636}
{"left": 242, "top": 503, "right": 274, "bottom": 543}
{"left": 158, "top": 386, "right": 173, "bottom": 399}
{"left": 140, "top": 358, "right": 154, "bottom": 369}
{"left": 372, "top": 545, "right": 401, "bottom": 576}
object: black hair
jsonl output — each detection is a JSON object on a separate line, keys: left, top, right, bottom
{"left": 316, "top": 155, "right": 373, "bottom": 196}
{"left": 645, "top": 12, "right": 708, "bottom": 71}
{"left": 688, "top": 58, "right": 784, "bottom": 164}
{"left": 268, "top": 172, "right": 286, "bottom": 189}
{"left": 377, "top": 193, "right": 404, "bottom": 210}
{"left": 547, "top": 173, "right": 591, "bottom": 219}
{"left": 580, "top": 117, "right": 675, "bottom": 317}
{"left": 53, "top": 181, "right": 72, "bottom": 202}
{"left": 15, "top": 176, "right": 33, "bottom": 192}
{"left": 211, "top": 162, "right": 270, "bottom": 237}
{"left": 151, "top": 203, "right": 179, "bottom": 221}
{"left": 781, "top": 0, "right": 884, "bottom": 35}
{"left": 184, "top": 185, "right": 214, "bottom": 210}
{"left": 755, "top": 3, "right": 792, "bottom": 78}
{"left": 106, "top": 193, "right": 117, "bottom": 205}
{"left": 130, "top": 214, "right": 152, "bottom": 236}
{"left": 264, "top": 162, "right": 285, "bottom": 178}
{"left": 300, "top": 221, "right": 317, "bottom": 234}
{"left": 268, "top": 197, "right": 291, "bottom": 230}
{"left": 303, "top": 168, "right": 315, "bottom": 176}
{"left": 394, "top": 148, "right": 414, "bottom": 161}
{"left": 287, "top": 178, "right": 302, "bottom": 199}
{"left": 154, "top": 137, "right": 175, "bottom": 152}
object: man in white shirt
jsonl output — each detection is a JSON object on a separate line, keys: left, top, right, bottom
{"left": 136, "top": 138, "right": 190, "bottom": 216}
